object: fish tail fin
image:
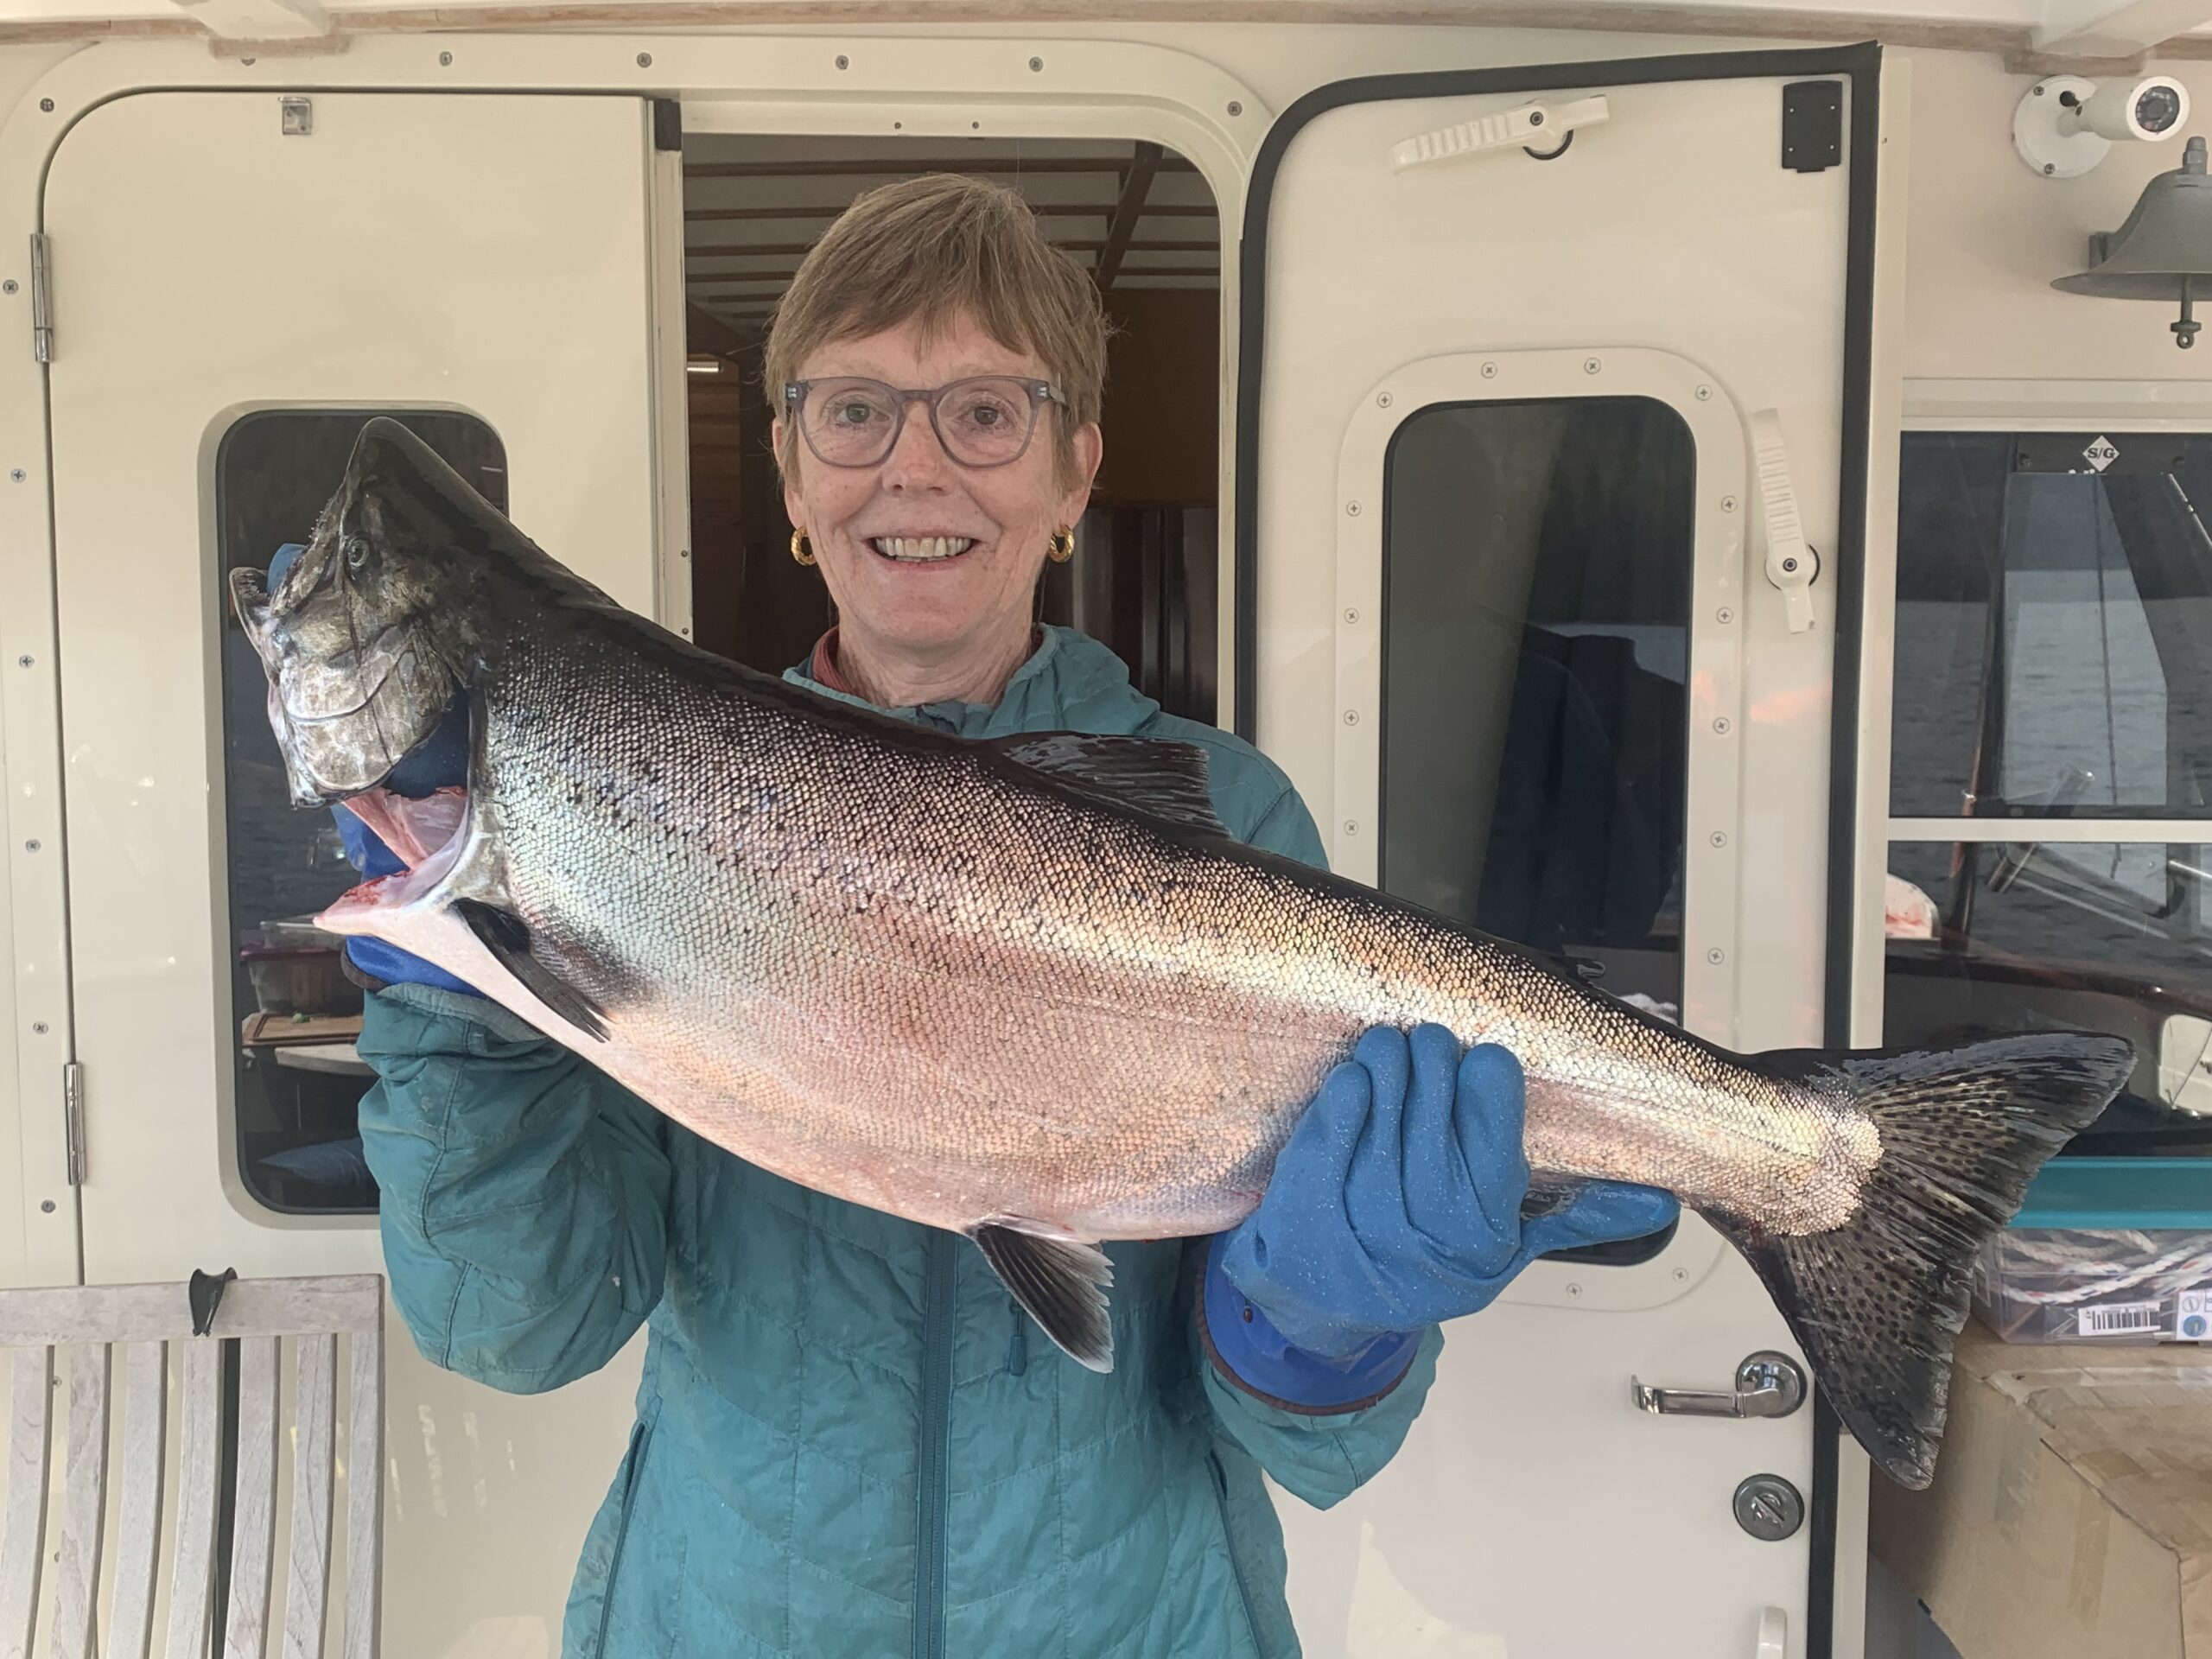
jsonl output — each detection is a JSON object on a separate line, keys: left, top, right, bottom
{"left": 1705, "top": 1031, "right": 2135, "bottom": 1489}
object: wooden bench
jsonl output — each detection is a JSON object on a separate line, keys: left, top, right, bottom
{"left": 0, "top": 1273, "right": 384, "bottom": 1659}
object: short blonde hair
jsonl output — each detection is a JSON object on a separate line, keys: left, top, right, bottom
{"left": 766, "top": 173, "right": 1108, "bottom": 487}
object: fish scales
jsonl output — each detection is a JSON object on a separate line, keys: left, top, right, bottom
{"left": 231, "top": 417, "right": 2140, "bottom": 1489}
{"left": 482, "top": 623, "right": 1875, "bottom": 1241}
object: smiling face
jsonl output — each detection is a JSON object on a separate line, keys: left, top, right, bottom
{"left": 777, "top": 310, "right": 1102, "bottom": 687}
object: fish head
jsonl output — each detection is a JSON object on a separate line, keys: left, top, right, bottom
{"left": 229, "top": 418, "right": 488, "bottom": 807}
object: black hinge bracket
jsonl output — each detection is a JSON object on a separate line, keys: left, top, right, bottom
{"left": 1782, "top": 80, "right": 1843, "bottom": 174}
{"left": 652, "top": 98, "right": 682, "bottom": 153}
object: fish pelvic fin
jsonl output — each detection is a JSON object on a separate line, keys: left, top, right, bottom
{"left": 1707, "top": 1031, "right": 2135, "bottom": 1491}
{"left": 453, "top": 898, "right": 611, "bottom": 1043}
{"left": 969, "top": 1220, "right": 1115, "bottom": 1373}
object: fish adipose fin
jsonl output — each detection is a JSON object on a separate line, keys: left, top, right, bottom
{"left": 991, "top": 732, "right": 1226, "bottom": 836}
{"left": 1707, "top": 1031, "right": 2135, "bottom": 1491}
{"left": 969, "top": 1220, "right": 1116, "bottom": 1373}
{"left": 452, "top": 898, "right": 611, "bottom": 1043}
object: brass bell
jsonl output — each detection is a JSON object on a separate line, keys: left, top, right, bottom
{"left": 2054, "top": 134, "right": 2212, "bottom": 348}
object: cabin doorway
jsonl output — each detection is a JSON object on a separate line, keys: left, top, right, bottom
{"left": 679, "top": 134, "right": 1223, "bottom": 721}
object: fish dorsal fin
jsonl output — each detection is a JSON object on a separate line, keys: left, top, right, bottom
{"left": 969, "top": 1220, "right": 1115, "bottom": 1373}
{"left": 991, "top": 731, "right": 1225, "bottom": 836}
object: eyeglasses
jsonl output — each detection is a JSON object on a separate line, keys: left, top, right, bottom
{"left": 783, "top": 376, "right": 1065, "bottom": 470}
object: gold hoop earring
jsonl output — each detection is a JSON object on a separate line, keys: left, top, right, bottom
{"left": 1047, "top": 526, "right": 1076, "bottom": 564}
{"left": 791, "top": 529, "right": 816, "bottom": 567}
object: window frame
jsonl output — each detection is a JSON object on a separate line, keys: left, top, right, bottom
{"left": 1325, "top": 348, "right": 1748, "bottom": 1308}
{"left": 1329, "top": 348, "right": 1750, "bottom": 1046}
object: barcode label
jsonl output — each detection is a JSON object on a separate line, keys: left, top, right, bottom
{"left": 2079, "top": 1301, "right": 2162, "bottom": 1337}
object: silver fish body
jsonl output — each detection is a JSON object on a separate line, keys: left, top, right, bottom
{"left": 449, "top": 642, "right": 1877, "bottom": 1243}
{"left": 232, "top": 420, "right": 2137, "bottom": 1490}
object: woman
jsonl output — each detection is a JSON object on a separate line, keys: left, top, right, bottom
{"left": 317, "top": 175, "right": 1675, "bottom": 1657}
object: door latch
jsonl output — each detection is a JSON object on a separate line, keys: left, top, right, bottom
{"left": 1750, "top": 408, "right": 1820, "bottom": 632}
{"left": 1735, "top": 1475, "right": 1806, "bottom": 1542}
{"left": 1390, "top": 95, "right": 1611, "bottom": 170}
{"left": 1631, "top": 1350, "right": 1806, "bottom": 1419}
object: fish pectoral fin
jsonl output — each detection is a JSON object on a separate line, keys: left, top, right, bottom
{"left": 989, "top": 732, "right": 1226, "bottom": 837}
{"left": 452, "top": 898, "right": 611, "bottom": 1043}
{"left": 969, "top": 1221, "right": 1116, "bottom": 1374}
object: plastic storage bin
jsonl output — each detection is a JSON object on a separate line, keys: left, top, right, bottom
{"left": 1974, "top": 1158, "right": 2212, "bottom": 1344}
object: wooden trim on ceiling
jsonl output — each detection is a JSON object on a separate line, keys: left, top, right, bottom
{"left": 5, "top": 1, "right": 2196, "bottom": 69}
{"left": 273, "top": 1, "right": 2018, "bottom": 48}
{"left": 0, "top": 16, "right": 200, "bottom": 40}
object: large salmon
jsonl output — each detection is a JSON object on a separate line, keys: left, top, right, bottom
{"left": 230, "top": 418, "right": 2132, "bottom": 1489}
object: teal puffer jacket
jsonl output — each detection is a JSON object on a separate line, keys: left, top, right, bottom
{"left": 354, "top": 626, "right": 1443, "bottom": 1658}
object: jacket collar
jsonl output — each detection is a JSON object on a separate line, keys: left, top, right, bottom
{"left": 786, "top": 624, "right": 1160, "bottom": 740}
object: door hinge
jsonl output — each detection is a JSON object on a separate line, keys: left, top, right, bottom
{"left": 61, "top": 1060, "right": 84, "bottom": 1185}
{"left": 29, "top": 232, "right": 51, "bottom": 364}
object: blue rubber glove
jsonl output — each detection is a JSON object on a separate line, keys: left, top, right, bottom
{"left": 1204, "top": 1023, "right": 1681, "bottom": 1409}
{"left": 268, "top": 543, "right": 478, "bottom": 997}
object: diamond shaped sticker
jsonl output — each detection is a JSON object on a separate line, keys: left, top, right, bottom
{"left": 2084, "top": 435, "right": 2120, "bottom": 472}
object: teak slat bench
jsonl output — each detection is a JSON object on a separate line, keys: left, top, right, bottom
{"left": 0, "top": 1273, "right": 384, "bottom": 1659}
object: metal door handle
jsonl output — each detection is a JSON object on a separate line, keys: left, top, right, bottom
{"left": 1631, "top": 1351, "right": 1806, "bottom": 1419}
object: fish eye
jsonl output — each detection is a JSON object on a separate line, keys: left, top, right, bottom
{"left": 343, "top": 536, "right": 372, "bottom": 572}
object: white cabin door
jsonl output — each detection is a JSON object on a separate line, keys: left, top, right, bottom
{"left": 41, "top": 90, "right": 684, "bottom": 1654}
{"left": 1238, "top": 48, "right": 1885, "bottom": 1659}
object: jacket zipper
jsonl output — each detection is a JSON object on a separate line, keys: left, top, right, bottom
{"left": 593, "top": 1416, "right": 655, "bottom": 1656}
{"left": 915, "top": 1231, "right": 955, "bottom": 1659}
{"left": 1207, "top": 1450, "right": 1263, "bottom": 1655}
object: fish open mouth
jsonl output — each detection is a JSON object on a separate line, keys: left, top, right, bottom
{"left": 868, "top": 536, "right": 976, "bottom": 564}
{"left": 337, "top": 785, "right": 469, "bottom": 868}
{"left": 315, "top": 787, "right": 472, "bottom": 942}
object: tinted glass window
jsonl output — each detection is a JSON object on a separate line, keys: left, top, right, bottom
{"left": 1893, "top": 431, "right": 2212, "bottom": 817}
{"left": 218, "top": 410, "right": 506, "bottom": 1214}
{"left": 1382, "top": 397, "right": 1694, "bottom": 1017}
{"left": 1882, "top": 836, "right": 2207, "bottom": 1146}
